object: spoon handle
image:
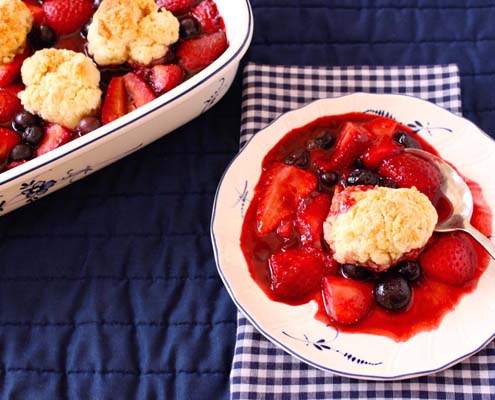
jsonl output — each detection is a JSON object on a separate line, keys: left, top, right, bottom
{"left": 463, "top": 222, "right": 495, "bottom": 260}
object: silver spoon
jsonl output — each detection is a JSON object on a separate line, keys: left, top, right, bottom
{"left": 405, "top": 148, "right": 495, "bottom": 260}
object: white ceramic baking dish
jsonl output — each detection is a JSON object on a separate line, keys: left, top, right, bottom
{"left": 0, "top": 0, "right": 253, "bottom": 215}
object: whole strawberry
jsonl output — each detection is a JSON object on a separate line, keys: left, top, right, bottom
{"left": 43, "top": 0, "right": 93, "bottom": 36}
{"left": 419, "top": 232, "right": 477, "bottom": 286}
{"left": 378, "top": 152, "right": 442, "bottom": 201}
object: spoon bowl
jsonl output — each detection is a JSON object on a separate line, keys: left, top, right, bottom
{"left": 405, "top": 148, "right": 495, "bottom": 259}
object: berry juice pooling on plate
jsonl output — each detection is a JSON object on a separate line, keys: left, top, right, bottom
{"left": 240, "top": 112, "right": 492, "bottom": 342}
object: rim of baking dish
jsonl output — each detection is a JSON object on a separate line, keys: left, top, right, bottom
{"left": 0, "top": 0, "right": 254, "bottom": 186}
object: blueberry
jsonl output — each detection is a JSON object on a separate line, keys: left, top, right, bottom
{"left": 284, "top": 149, "right": 309, "bottom": 168}
{"left": 394, "top": 131, "right": 422, "bottom": 149}
{"left": 22, "top": 126, "right": 44, "bottom": 146}
{"left": 93, "top": 0, "right": 103, "bottom": 9}
{"left": 315, "top": 132, "right": 335, "bottom": 150}
{"left": 396, "top": 261, "right": 421, "bottom": 282}
{"left": 319, "top": 170, "right": 338, "bottom": 185}
{"left": 374, "top": 274, "right": 411, "bottom": 311}
{"left": 346, "top": 169, "right": 381, "bottom": 186}
{"left": 180, "top": 17, "right": 199, "bottom": 38}
{"left": 12, "top": 111, "right": 40, "bottom": 132}
{"left": 306, "top": 131, "right": 335, "bottom": 151}
{"left": 77, "top": 117, "right": 102, "bottom": 135}
{"left": 10, "top": 144, "right": 33, "bottom": 161}
{"left": 379, "top": 177, "right": 399, "bottom": 189}
{"left": 29, "top": 25, "right": 57, "bottom": 50}
{"left": 341, "top": 264, "right": 372, "bottom": 281}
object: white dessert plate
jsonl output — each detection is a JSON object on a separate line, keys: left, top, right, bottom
{"left": 211, "top": 93, "right": 495, "bottom": 380}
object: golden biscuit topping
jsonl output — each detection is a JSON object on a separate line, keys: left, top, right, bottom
{"left": 19, "top": 49, "right": 102, "bottom": 130}
{"left": 87, "top": 0, "right": 180, "bottom": 66}
{"left": 324, "top": 186, "right": 438, "bottom": 271}
{"left": 0, "top": 0, "right": 33, "bottom": 64}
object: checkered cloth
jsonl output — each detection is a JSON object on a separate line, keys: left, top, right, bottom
{"left": 231, "top": 63, "right": 495, "bottom": 399}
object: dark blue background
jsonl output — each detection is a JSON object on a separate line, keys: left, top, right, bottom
{"left": 0, "top": 1, "right": 494, "bottom": 398}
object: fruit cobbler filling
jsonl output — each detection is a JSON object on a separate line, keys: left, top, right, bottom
{"left": 0, "top": 0, "right": 228, "bottom": 171}
{"left": 240, "top": 112, "right": 492, "bottom": 342}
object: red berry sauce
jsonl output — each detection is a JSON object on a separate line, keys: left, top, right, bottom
{"left": 240, "top": 112, "right": 493, "bottom": 342}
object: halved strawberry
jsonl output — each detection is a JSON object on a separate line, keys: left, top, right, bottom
{"left": 24, "top": 0, "right": 46, "bottom": 27}
{"left": 269, "top": 248, "right": 327, "bottom": 301}
{"left": 123, "top": 72, "right": 156, "bottom": 111}
{"left": 256, "top": 163, "right": 318, "bottom": 235}
{"left": 192, "top": 0, "right": 222, "bottom": 33}
{"left": 378, "top": 152, "right": 442, "bottom": 201}
{"left": 177, "top": 31, "right": 228, "bottom": 73}
{"left": 420, "top": 232, "right": 477, "bottom": 286}
{"left": 42, "top": 0, "right": 93, "bottom": 36}
{"left": 149, "top": 64, "right": 183, "bottom": 95}
{"left": 362, "top": 117, "right": 398, "bottom": 137}
{"left": 0, "top": 46, "right": 29, "bottom": 88}
{"left": 0, "top": 128, "right": 21, "bottom": 166}
{"left": 0, "top": 88, "right": 22, "bottom": 123}
{"left": 322, "top": 276, "right": 373, "bottom": 325}
{"left": 35, "top": 123, "right": 73, "bottom": 157}
{"left": 361, "top": 135, "right": 403, "bottom": 170}
{"left": 319, "top": 122, "right": 373, "bottom": 170}
{"left": 101, "top": 77, "right": 126, "bottom": 125}
{"left": 296, "top": 193, "right": 331, "bottom": 248}
{"left": 156, "top": 0, "right": 200, "bottom": 14}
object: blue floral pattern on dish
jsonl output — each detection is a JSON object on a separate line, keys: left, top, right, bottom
{"left": 20, "top": 179, "right": 56, "bottom": 203}
{"left": 235, "top": 180, "right": 249, "bottom": 218}
{"left": 282, "top": 330, "right": 382, "bottom": 366}
{"left": 406, "top": 120, "right": 453, "bottom": 136}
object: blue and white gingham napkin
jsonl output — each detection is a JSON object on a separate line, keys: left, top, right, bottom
{"left": 231, "top": 63, "right": 495, "bottom": 399}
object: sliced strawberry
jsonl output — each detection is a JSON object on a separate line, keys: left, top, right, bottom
{"left": 378, "top": 152, "right": 442, "bottom": 201}
{"left": 24, "top": 0, "right": 46, "bottom": 27}
{"left": 420, "top": 232, "right": 477, "bottom": 286}
{"left": 101, "top": 77, "right": 126, "bottom": 125}
{"left": 156, "top": 0, "right": 200, "bottom": 14}
{"left": 362, "top": 117, "right": 398, "bottom": 137}
{"left": 296, "top": 193, "right": 331, "bottom": 248}
{"left": 0, "top": 88, "right": 22, "bottom": 123}
{"left": 256, "top": 163, "right": 318, "bottom": 235}
{"left": 320, "top": 122, "right": 373, "bottom": 170}
{"left": 0, "top": 128, "right": 21, "bottom": 166}
{"left": 0, "top": 46, "right": 29, "bottom": 88}
{"left": 322, "top": 276, "right": 373, "bottom": 325}
{"left": 192, "top": 0, "right": 222, "bottom": 33}
{"left": 149, "top": 64, "right": 183, "bottom": 95}
{"left": 42, "top": 0, "right": 93, "bottom": 36}
{"left": 35, "top": 123, "right": 73, "bottom": 157}
{"left": 123, "top": 72, "right": 156, "bottom": 111}
{"left": 361, "top": 135, "right": 403, "bottom": 170}
{"left": 269, "top": 248, "right": 327, "bottom": 301}
{"left": 177, "top": 31, "right": 228, "bottom": 73}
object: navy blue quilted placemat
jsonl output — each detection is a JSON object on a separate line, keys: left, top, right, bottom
{"left": 0, "top": 1, "right": 495, "bottom": 399}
